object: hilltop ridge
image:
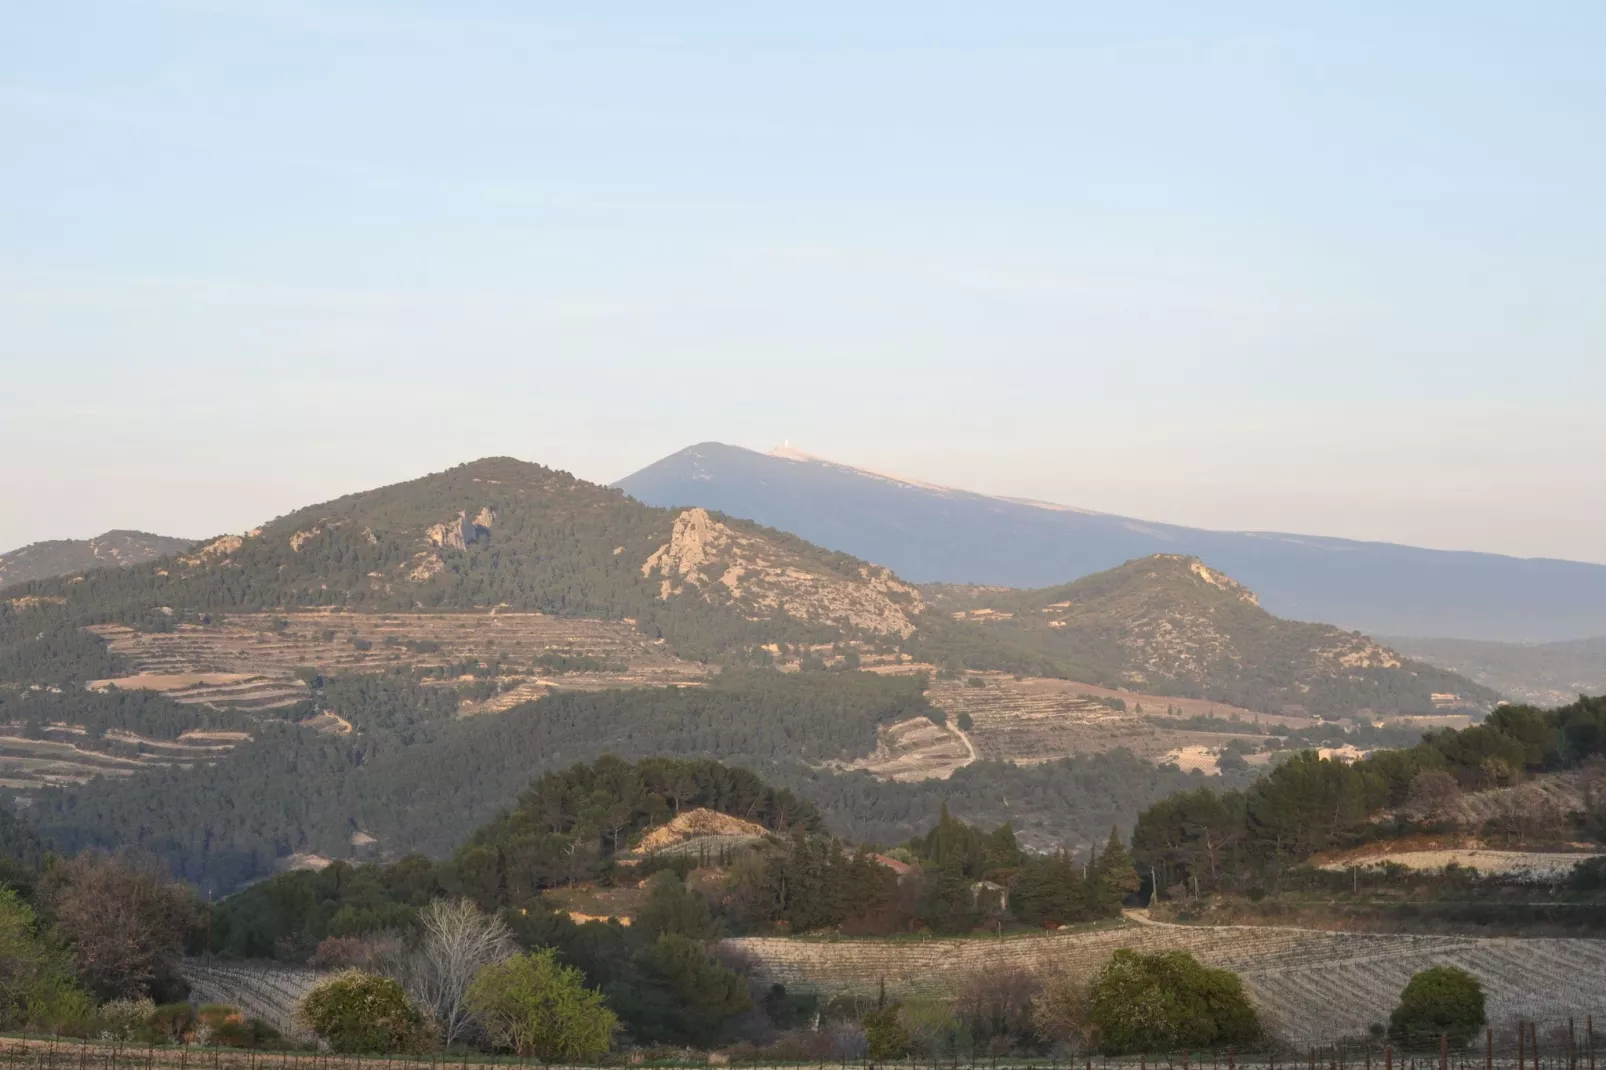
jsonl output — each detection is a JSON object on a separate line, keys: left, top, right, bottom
{"left": 923, "top": 554, "right": 1498, "bottom": 718}
{"left": 0, "top": 530, "right": 196, "bottom": 591}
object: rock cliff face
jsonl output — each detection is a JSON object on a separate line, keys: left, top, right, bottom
{"left": 426, "top": 508, "right": 495, "bottom": 551}
{"left": 643, "top": 508, "right": 924, "bottom": 637}
{"left": 0, "top": 530, "right": 196, "bottom": 590}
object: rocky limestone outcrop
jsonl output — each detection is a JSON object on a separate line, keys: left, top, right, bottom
{"left": 426, "top": 508, "right": 495, "bottom": 551}
{"left": 1185, "top": 558, "right": 1261, "bottom": 606}
{"left": 642, "top": 508, "right": 923, "bottom": 637}
{"left": 180, "top": 535, "right": 243, "bottom": 566}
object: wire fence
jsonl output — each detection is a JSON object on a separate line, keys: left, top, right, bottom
{"left": 0, "top": 1020, "right": 1602, "bottom": 1070}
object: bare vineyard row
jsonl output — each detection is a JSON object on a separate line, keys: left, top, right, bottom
{"left": 724, "top": 924, "right": 1606, "bottom": 1044}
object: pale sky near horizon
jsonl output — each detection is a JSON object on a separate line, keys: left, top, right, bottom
{"left": 3, "top": 3, "right": 1604, "bottom": 562}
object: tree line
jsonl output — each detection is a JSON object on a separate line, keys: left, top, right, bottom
{"left": 1132, "top": 694, "right": 1606, "bottom": 897}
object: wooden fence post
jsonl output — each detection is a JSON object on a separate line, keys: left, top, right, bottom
{"left": 1385, "top": 1045, "right": 1392, "bottom": 1070}
{"left": 1522, "top": 1023, "right": 1527, "bottom": 1070}
{"left": 1440, "top": 1034, "right": 1447, "bottom": 1070}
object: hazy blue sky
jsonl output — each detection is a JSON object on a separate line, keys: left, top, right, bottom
{"left": 4, "top": 2, "right": 1603, "bottom": 562}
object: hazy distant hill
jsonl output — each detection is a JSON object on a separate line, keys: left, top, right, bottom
{"left": 924, "top": 556, "right": 1499, "bottom": 719}
{"left": 1384, "top": 635, "right": 1606, "bottom": 708}
{"left": 0, "top": 531, "right": 195, "bottom": 591}
{"left": 616, "top": 443, "right": 1606, "bottom": 642}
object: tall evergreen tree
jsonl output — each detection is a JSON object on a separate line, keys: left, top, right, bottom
{"left": 1092, "top": 827, "right": 1140, "bottom": 914}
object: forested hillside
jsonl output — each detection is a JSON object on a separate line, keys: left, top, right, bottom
{"left": 0, "top": 459, "right": 916, "bottom": 681}
{"left": 925, "top": 556, "right": 1499, "bottom": 718}
{"left": 207, "top": 755, "right": 1138, "bottom": 960}
{"left": 28, "top": 668, "right": 1243, "bottom": 894}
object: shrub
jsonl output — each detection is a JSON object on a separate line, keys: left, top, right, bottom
{"left": 465, "top": 948, "right": 617, "bottom": 1060}
{"left": 1388, "top": 966, "right": 1486, "bottom": 1049}
{"left": 1088, "top": 949, "right": 1260, "bottom": 1054}
{"left": 298, "top": 971, "right": 428, "bottom": 1054}
{"left": 95, "top": 997, "right": 155, "bottom": 1042}
{"left": 149, "top": 1003, "right": 195, "bottom": 1044}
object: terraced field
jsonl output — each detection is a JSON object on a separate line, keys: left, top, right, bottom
{"left": 847, "top": 716, "right": 975, "bottom": 780}
{"left": 86, "top": 611, "right": 711, "bottom": 712}
{"left": 724, "top": 920, "right": 1606, "bottom": 1044}
{"left": 921, "top": 675, "right": 1295, "bottom": 768}
{"left": 0, "top": 729, "right": 245, "bottom": 791}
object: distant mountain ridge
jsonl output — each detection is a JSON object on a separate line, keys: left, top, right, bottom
{"left": 616, "top": 443, "right": 1606, "bottom": 642}
{"left": 0, "top": 530, "right": 196, "bottom": 591}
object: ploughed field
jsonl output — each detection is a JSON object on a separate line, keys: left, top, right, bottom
{"left": 724, "top": 921, "right": 1606, "bottom": 1044}
{"left": 86, "top": 610, "right": 712, "bottom": 713}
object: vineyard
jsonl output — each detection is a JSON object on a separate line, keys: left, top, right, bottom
{"left": 180, "top": 961, "right": 321, "bottom": 1039}
{"left": 724, "top": 920, "right": 1606, "bottom": 1044}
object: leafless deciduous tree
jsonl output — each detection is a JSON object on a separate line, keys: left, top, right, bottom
{"left": 1404, "top": 770, "right": 1463, "bottom": 821}
{"left": 402, "top": 898, "right": 514, "bottom": 1048}
{"left": 43, "top": 853, "right": 197, "bottom": 1001}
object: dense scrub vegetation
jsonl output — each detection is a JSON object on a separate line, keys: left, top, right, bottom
{"left": 1133, "top": 695, "right": 1606, "bottom": 897}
